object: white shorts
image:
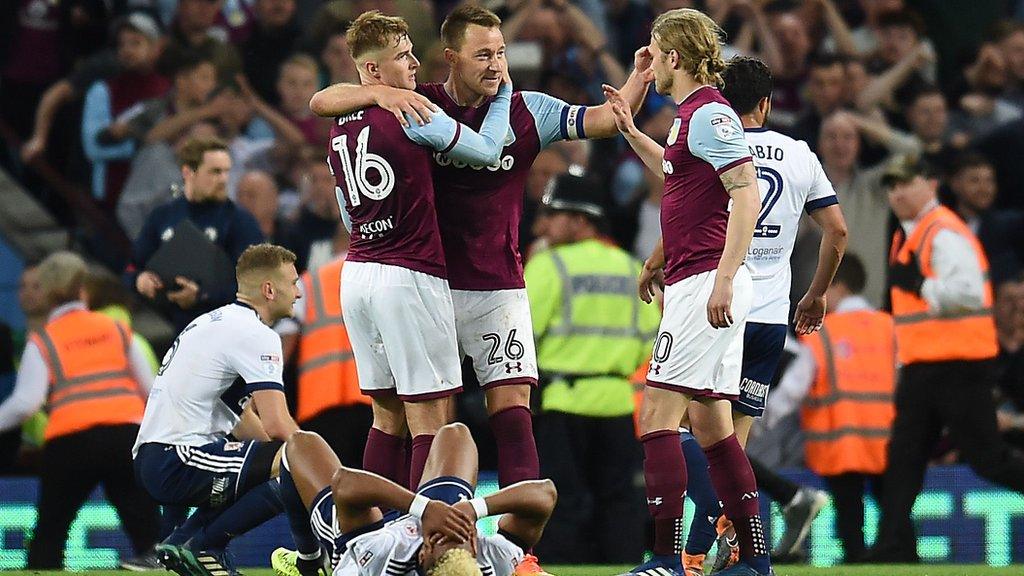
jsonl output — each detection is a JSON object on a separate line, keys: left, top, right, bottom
{"left": 341, "top": 262, "right": 462, "bottom": 401}
{"left": 451, "top": 289, "right": 539, "bottom": 388}
{"left": 646, "top": 267, "right": 753, "bottom": 398}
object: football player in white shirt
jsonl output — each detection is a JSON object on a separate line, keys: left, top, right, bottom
{"left": 133, "top": 244, "right": 321, "bottom": 576}
{"left": 679, "top": 57, "right": 849, "bottom": 574}
{"left": 270, "top": 423, "right": 556, "bottom": 576}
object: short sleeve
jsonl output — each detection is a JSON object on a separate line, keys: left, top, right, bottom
{"left": 522, "top": 91, "right": 587, "bottom": 148}
{"left": 479, "top": 534, "right": 526, "bottom": 576}
{"left": 224, "top": 329, "right": 285, "bottom": 393}
{"left": 803, "top": 142, "right": 839, "bottom": 213}
{"left": 686, "top": 102, "right": 752, "bottom": 173}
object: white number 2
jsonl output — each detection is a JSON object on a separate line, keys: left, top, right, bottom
{"left": 331, "top": 126, "right": 395, "bottom": 207}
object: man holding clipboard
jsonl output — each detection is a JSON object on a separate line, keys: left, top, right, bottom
{"left": 126, "top": 138, "right": 264, "bottom": 330}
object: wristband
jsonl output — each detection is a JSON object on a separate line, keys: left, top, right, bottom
{"left": 469, "top": 497, "right": 489, "bottom": 520}
{"left": 409, "top": 494, "right": 430, "bottom": 519}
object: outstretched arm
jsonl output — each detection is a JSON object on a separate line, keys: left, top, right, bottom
{"left": 581, "top": 47, "right": 653, "bottom": 138}
{"left": 405, "top": 81, "right": 512, "bottom": 166}
{"left": 603, "top": 83, "right": 665, "bottom": 180}
{"left": 454, "top": 479, "right": 557, "bottom": 548}
{"left": 310, "top": 83, "right": 439, "bottom": 127}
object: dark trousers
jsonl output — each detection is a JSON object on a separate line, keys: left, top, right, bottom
{"left": 876, "top": 359, "right": 1024, "bottom": 558}
{"left": 27, "top": 424, "right": 159, "bottom": 568}
{"left": 300, "top": 404, "right": 373, "bottom": 467}
{"left": 825, "top": 473, "right": 884, "bottom": 562}
{"left": 534, "top": 412, "right": 645, "bottom": 563}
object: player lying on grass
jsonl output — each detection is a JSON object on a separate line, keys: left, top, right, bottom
{"left": 271, "top": 423, "right": 556, "bottom": 576}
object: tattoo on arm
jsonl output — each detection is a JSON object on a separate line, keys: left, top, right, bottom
{"left": 721, "top": 174, "right": 754, "bottom": 193}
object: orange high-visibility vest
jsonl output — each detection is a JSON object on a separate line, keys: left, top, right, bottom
{"left": 31, "top": 308, "right": 145, "bottom": 441}
{"left": 629, "top": 357, "right": 649, "bottom": 438}
{"left": 801, "top": 309, "right": 896, "bottom": 477}
{"left": 296, "top": 259, "right": 368, "bottom": 422}
{"left": 889, "top": 205, "right": 998, "bottom": 365}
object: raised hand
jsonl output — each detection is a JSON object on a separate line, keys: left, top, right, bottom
{"left": 602, "top": 84, "right": 637, "bottom": 136}
{"left": 375, "top": 86, "right": 439, "bottom": 128}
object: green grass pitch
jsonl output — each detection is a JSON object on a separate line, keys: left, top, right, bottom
{"left": 5, "top": 567, "right": 1024, "bottom": 576}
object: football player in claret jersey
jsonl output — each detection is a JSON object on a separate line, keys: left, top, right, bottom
{"left": 312, "top": 10, "right": 513, "bottom": 492}
{"left": 311, "top": 4, "right": 652, "bottom": 492}
{"left": 133, "top": 244, "right": 324, "bottom": 576}
{"left": 678, "top": 57, "right": 848, "bottom": 574}
{"left": 605, "top": 9, "right": 770, "bottom": 576}
{"left": 270, "top": 423, "right": 556, "bottom": 576}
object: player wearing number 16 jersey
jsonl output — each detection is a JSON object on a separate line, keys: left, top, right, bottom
{"left": 321, "top": 11, "right": 512, "bottom": 491}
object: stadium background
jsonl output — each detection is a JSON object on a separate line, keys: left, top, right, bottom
{"left": 2, "top": 0, "right": 1024, "bottom": 572}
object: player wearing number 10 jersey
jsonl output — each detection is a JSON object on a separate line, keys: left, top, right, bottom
{"left": 312, "top": 4, "right": 652, "bottom": 491}
{"left": 319, "top": 11, "right": 512, "bottom": 491}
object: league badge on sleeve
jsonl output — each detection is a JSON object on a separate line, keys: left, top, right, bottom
{"left": 667, "top": 118, "right": 682, "bottom": 146}
{"left": 711, "top": 114, "right": 738, "bottom": 140}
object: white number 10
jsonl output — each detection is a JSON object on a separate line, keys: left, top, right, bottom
{"left": 331, "top": 126, "right": 395, "bottom": 207}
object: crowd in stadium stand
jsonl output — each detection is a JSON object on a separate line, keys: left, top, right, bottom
{"left": 3, "top": 0, "right": 1024, "bottom": 567}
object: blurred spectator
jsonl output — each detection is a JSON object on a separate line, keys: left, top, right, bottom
{"left": 823, "top": 0, "right": 904, "bottom": 56}
{"left": 788, "top": 55, "right": 851, "bottom": 150}
{"left": 82, "top": 266, "right": 160, "bottom": 373}
{"left": 131, "top": 51, "right": 224, "bottom": 146}
{"left": 783, "top": 255, "right": 896, "bottom": 564}
{"left": 526, "top": 174, "right": 657, "bottom": 563}
{"left": 994, "top": 276, "right": 1024, "bottom": 446}
{"left": 162, "top": 0, "right": 243, "bottom": 85}
{"left": 279, "top": 157, "right": 341, "bottom": 272}
{"left": 859, "top": 9, "right": 936, "bottom": 113}
{"left": 959, "top": 35, "right": 1024, "bottom": 141}
{"left": 760, "top": 3, "right": 815, "bottom": 128}
{"left": 276, "top": 54, "right": 331, "bottom": 146}
{"left": 868, "top": 154, "right": 1024, "bottom": 563}
{"left": 520, "top": 149, "right": 569, "bottom": 254}
{"left": 0, "top": 251, "right": 159, "bottom": 569}
{"left": 795, "top": 112, "right": 891, "bottom": 307}
{"left": 18, "top": 263, "right": 47, "bottom": 339}
{"left": 241, "top": 0, "right": 301, "bottom": 105}
{"left": 0, "top": 0, "right": 68, "bottom": 148}
{"left": 118, "top": 122, "right": 220, "bottom": 240}
{"left": 948, "top": 153, "right": 1024, "bottom": 281}
{"left": 317, "top": 26, "right": 358, "bottom": 86}
{"left": 81, "top": 12, "right": 170, "bottom": 209}
{"left": 235, "top": 170, "right": 285, "bottom": 241}
{"left": 902, "top": 87, "right": 967, "bottom": 170}
{"left": 992, "top": 20, "right": 1024, "bottom": 109}
{"left": 128, "top": 137, "right": 264, "bottom": 330}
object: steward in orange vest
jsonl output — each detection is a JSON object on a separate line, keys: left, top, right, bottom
{"left": 294, "top": 257, "right": 371, "bottom": 464}
{"left": 0, "top": 252, "right": 158, "bottom": 569}
{"left": 798, "top": 254, "right": 895, "bottom": 563}
{"left": 866, "top": 155, "right": 1024, "bottom": 564}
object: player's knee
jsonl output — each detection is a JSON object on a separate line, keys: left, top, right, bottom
{"left": 285, "top": 430, "right": 324, "bottom": 460}
{"left": 437, "top": 422, "right": 472, "bottom": 441}
{"left": 539, "top": 478, "right": 558, "bottom": 510}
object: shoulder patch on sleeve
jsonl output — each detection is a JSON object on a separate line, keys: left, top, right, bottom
{"left": 709, "top": 113, "right": 740, "bottom": 141}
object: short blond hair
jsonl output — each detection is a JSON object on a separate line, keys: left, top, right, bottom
{"left": 428, "top": 548, "right": 481, "bottom": 576}
{"left": 652, "top": 8, "right": 727, "bottom": 87}
{"left": 236, "top": 243, "right": 297, "bottom": 289}
{"left": 345, "top": 10, "right": 409, "bottom": 62}
{"left": 37, "top": 251, "right": 87, "bottom": 307}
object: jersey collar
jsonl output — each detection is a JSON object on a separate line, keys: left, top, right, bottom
{"left": 233, "top": 300, "right": 263, "bottom": 322}
{"left": 744, "top": 127, "right": 770, "bottom": 133}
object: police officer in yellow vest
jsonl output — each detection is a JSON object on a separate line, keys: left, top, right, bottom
{"left": 525, "top": 174, "right": 661, "bottom": 564}
{"left": 866, "top": 155, "right": 1024, "bottom": 563}
{"left": 0, "top": 252, "right": 159, "bottom": 569}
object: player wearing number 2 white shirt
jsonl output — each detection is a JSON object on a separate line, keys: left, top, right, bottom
{"left": 317, "top": 11, "right": 512, "bottom": 490}
{"left": 718, "top": 57, "right": 848, "bottom": 434}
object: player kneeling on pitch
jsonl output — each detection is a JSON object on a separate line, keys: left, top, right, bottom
{"left": 271, "top": 423, "right": 556, "bottom": 576}
{"left": 133, "top": 244, "right": 322, "bottom": 576}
